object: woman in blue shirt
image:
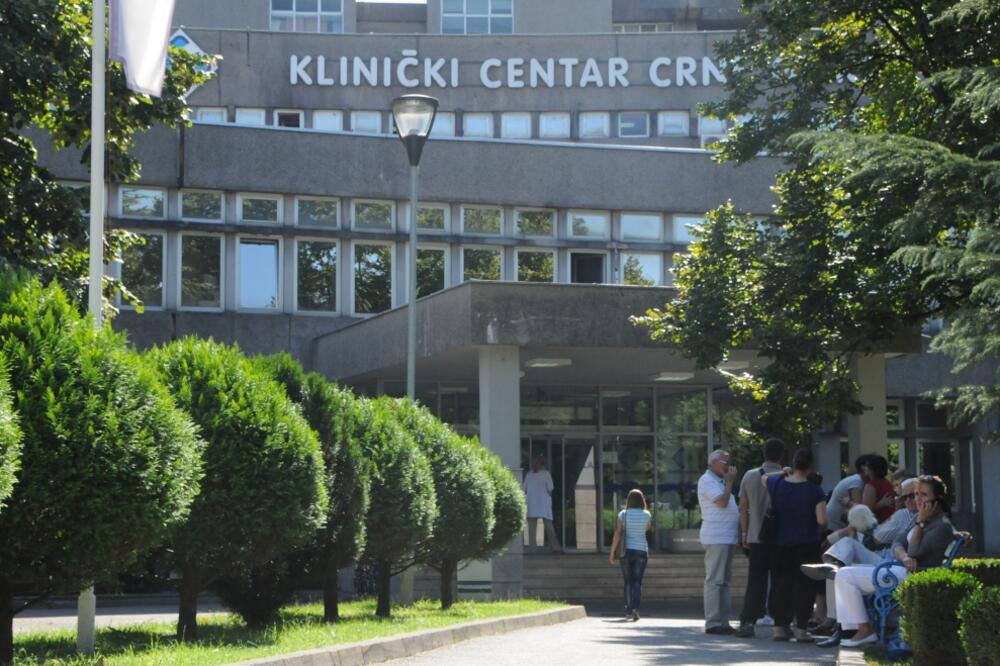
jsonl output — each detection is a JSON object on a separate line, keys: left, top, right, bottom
{"left": 763, "top": 448, "right": 828, "bottom": 641}
{"left": 609, "top": 488, "right": 652, "bottom": 621}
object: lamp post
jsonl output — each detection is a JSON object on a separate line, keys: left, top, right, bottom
{"left": 391, "top": 94, "right": 438, "bottom": 400}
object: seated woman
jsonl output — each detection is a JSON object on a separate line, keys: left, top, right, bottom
{"left": 834, "top": 475, "right": 956, "bottom": 648}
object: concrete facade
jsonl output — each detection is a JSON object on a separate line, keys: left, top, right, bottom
{"left": 31, "top": 0, "right": 999, "bottom": 607}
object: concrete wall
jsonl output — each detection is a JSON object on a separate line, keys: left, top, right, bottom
{"left": 515, "top": 0, "right": 613, "bottom": 34}
{"left": 174, "top": 0, "right": 269, "bottom": 30}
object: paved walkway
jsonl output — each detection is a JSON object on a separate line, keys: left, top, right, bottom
{"left": 386, "top": 614, "right": 840, "bottom": 666}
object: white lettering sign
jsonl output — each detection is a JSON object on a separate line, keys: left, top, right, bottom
{"left": 288, "top": 51, "right": 725, "bottom": 89}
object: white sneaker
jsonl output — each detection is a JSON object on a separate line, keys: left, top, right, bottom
{"left": 758, "top": 615, "right": 775, "bottom": 626}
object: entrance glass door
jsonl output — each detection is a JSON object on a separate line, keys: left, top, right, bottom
{"left": 554, "top": 437, "right": 598, "bottom": 551}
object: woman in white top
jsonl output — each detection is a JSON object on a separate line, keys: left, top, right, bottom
{"left": 609, "top": 488, "right": 652, "bottom": 621}
{"left": 523, "top": 455, "right": 561, "bottom": 552}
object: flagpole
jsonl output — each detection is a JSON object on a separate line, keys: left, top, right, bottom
{"left": 78, "top": 0, "right": 105, "bottom": 654}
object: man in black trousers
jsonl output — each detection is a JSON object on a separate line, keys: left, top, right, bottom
{"left": 735, "top": 437, "right": 786, "bottom": 638}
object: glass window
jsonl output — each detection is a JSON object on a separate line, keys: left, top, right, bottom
{"left": 698, "top": 115, "right": 727, "bottom": 136}
{"left": 121, "top": 233, "right": 164, "bottom": 309}
{"left": 462, "top": 206, "right": 502, "bottom": 235}
{"left": 180, "top": 190, "right": 223, "bottom": 222}
{"left": 655, "top": 434, "right": 707, "bottom": 532}
{"left": 463, "top": 248, "right": 501, "bottom": 281}
{"left": 516, "top": 251, "right": 554, "bottom": 282}
{"left": 918, "top": 440, "right": 959, "bottom": 508}
{"left": 622, "top": 253, "right": 663, "bottom": 286}
{"left": 886, "top": 399, "right": 904, "bottom": 429}
{"left": 618, "top": 112, "right": 649, "bottom": 138}
{"left": 569, "top": 252, "right": 605, "bottom": 283}
{"left": 351, "top": 111, "right": 382, "bottom": 134}
{"left": 195, "top": 107, "right": 226, "bottom": 123}
{"left": 297, "top": 240, "right": 337, "bottom": 312}
{"left": 271, "top": 0, "right": 342, "bottom": 32}
{"left": 501, "top": 112, "right": 532, "bottom": 139}
{"left": 917, "top": 402, "right": 948, "bottom": 429}
{"left": 353, "top": 201, "right": 393, "bottom": 231}
{"left": 120, "top": 187, "right": 165, "bottom": 218}
{"left": 602, "top": 387, "right": 653, "bottom": 431}
{"left": 431, "top": 112, "right": 456, "bottom": 137}
{"left": 515, "top": 210, "right": 554, "bottom": 237}
{"left": 417, "top": 205, "right": 447, "bottom": 232}
{"left": 538, "top": 112, "right": 571, "bottom": 139}
{"left": 417, "top": 247, "right": 446, "bottom": 298}
{"left": 353, "top": 244, "right": 392, "bottom": 314}
{"left": 180, "top": 235, "right": 222, "bottom": 309}
{"left": 658, "top": 111, "right": 690, "bottom": 136}
{"left": 672, "top": 215, "right": 702, "bottom": 244}
{"left": 579, "top": 112, "right": 610, "bottom": 139}
{"left": 313, "top": 110, "right": 343, "bottom": 131}
{"left": 656, "top": 387, "right": 708, "bottom": 433}
{"left": 569, "top": 211, "right": 609, "bottom": 238}
{"left": 296, "top": 197, "right": 338, "bottom": 227}
{"left": 621, "top": 213, "right": 662, "bottom": 241}
{"left": 520, "top": 385, "right": 598, "bottom": 431}
{"left": 463, "top": 113, "right": 494, "bottom": 138}
{"left": 274, "top": 110, "right": 302, "bottom": 128}
{"left": 238, "top": 238, "right": 280, "bottom": 309}
{"left": 235, "top": 108, "right": 266, "bottom": 126}
{"left": 442, "top": 0, "right": 512, "bottom": 34}
{"left": 239, "top": 194, "right": 281, "bottom": 224}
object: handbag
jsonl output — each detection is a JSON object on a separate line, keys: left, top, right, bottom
{"left": 617, "top": 509, "right": 628, "bottom": 559}
{"left": 757, "top": 471, "right": 780, "bottom": 544}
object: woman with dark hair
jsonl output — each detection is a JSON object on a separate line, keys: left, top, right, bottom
{"left": 609, "top": 488, "right": 652, "bottom": 621}
{"left": 861, "top": 454, "right": 895, "bottom": 523}
{"left": 835, "top": 475, "right": 957, "bottom": 648}
{"left": 762, "top": 448, "right": 828, "bottom": 642}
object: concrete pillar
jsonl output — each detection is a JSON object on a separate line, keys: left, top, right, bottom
{"left": 472, "top": 345, "right": 523, "bottom": 599}
{"left": 846, "top": 354, "right": 887, "bottom": 461}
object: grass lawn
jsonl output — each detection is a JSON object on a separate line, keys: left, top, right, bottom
{"left": 13, "top": 598, "right": 567, "bottom": 665}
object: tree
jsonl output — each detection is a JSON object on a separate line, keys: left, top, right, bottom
{"left": 638, "top": 0, "right": 1000, "bottom": 440}
{"left": 383, "top": 398, "right": 494, "bottom": 609}
{"left": 146, "top": 339, "right": 327, "bottom": 640}
{"left": 0, "top": 359, "right": 20, "bottom": 513}
{"left": 0, "top": 275, "right": 203, "bottom": 663}
{"left": 357, "top": 398, "right": 437, "bottom": 618}
{"left": 0, "top": 0, "right": 212, "bottom": 308}
{"left": 469, "top": 444, "right": 526, "bottom": 560}
{"left": 221, "top": 354, "right": 370, "bottom": 624}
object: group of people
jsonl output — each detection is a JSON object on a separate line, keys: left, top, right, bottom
{"left": 696, "top": 441, "right": 958, "bottom": 649}
{"left": 522, "top": 445, "right": 958, "bottom": 648}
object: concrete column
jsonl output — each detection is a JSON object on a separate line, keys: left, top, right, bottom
{"left": 473, "top": 345, "right": 523, "bottom": 598}
{"left": 846, "top": 354, "right": 887, "bottom": 461}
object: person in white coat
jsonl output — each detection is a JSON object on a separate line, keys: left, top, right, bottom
{"left": 523, "top": 455, "right": 562, "bottom": 552}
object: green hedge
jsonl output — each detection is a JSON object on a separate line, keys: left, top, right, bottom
{"left": 959, "top": 586, "right": 1000, "bottom": 666}
{"left": 0, "top": 356, "right": 21, "bottom": 511}
{"left": 896, "top": 568, "right": 981, "bottom": 665}
{"left": 953, "top": 558, "right": 1000, "bottom": 588}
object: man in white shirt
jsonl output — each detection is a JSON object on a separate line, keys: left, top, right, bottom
{"left": 698, "top": 449, "right": 739, "bottom": 634}
{"left": 826, "top": 455, "right": 872, "bottom": 530}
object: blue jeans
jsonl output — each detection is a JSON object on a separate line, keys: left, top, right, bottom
{"left": 621, "top": 549, "right": 648, "bottom": 613}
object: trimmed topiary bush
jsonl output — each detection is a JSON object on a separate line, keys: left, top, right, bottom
{"left": 147, "top": 339, "right": 328, "bottom": 639}
{"left": 0, "top": 275, "right": 203, "bottom": 663}
{"left": 959, "top": 585, "right": 1000, "bottom": 666}
{"left": 896, "top": 567, "right": 981, "bottom": 666}
{"left": 357, "top": 398, "right": 436, "bottom": 618}
{"left": 382, "top": 397, "right": 494, "bottom": 609}
{"left": 470, "top": 443, "right": 526, "bottom": 556}
{"left": 0, "top": 358, "right": 21, "bottom": 513}
{"left": 953, "top": 558, "right": 1000, "bottom": 589}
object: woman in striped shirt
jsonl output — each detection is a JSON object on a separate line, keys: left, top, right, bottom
{"left": 609, "top": 488, "right": 652, "bottom": 621}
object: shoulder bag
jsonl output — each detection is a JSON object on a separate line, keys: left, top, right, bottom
{"left": 757, "top": 471, "right": 781, "bottom": 545}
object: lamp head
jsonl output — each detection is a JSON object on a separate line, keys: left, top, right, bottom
{"left": 391, "top": 94, "right": 439, "bottom": 166}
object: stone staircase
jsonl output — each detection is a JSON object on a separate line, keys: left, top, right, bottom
{"left": 523, "top": 552, "right": 749, "bottom": 601}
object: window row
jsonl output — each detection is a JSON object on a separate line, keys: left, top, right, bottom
{"left": 442, "top": 0, "right": 513, "bottom": 34}
{"left": 114, "top": 187, "right": 703, "bottom": 243}
{"left": 192, "top": 106, "right": 736, "bottom": 143}
{"left": 119, "top": 233, "right": 677, "bottom": 317}
{"left": 270, "top": 0, "right": 343, "bottom": 33}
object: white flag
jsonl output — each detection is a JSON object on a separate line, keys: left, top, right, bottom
{"left": 109, "top": 0, "right": 177, "bottom": 97}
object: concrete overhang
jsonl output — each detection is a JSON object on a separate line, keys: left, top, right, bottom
{"left": 311, "top": 281, "right": 923, "bottom": 387}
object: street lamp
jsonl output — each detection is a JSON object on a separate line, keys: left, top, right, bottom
{"left": 391, "top": 94, "right": 438, "bottom": 401}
